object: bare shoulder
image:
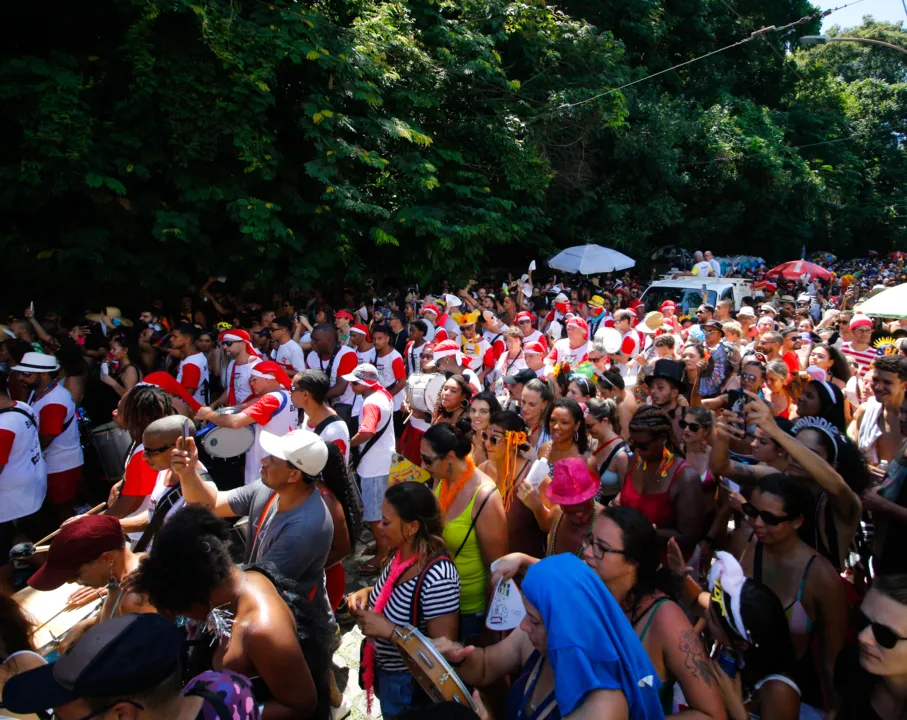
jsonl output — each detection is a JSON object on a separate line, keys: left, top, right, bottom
{"left": 478, "top": 459, "right": 497, "bottom": 480}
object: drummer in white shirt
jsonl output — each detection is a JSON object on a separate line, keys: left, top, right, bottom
{"left": 194, "top": 361, "right": 296, "bottom": 485}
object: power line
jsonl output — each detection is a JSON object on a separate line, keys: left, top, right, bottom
{"left": 532, "top": 0, "right": 867, "bottom": 120}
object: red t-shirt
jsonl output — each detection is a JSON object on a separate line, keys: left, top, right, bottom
{"left": 122, "top": 447, "right": 158, "bottom": 497}
{"left": 782, "top": 351, "right": 800, "bottom": 378}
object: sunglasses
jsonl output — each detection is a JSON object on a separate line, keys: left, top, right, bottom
{"left": 221, "top": 340, "right": 237, "bottom": 347}
{"left": 481, "top": 431, "right": 505, "bottom": 446}
{"left": 678, "top": 420, "right": 703, "bottom": 432}
{"left": 739, "top": 372, "right": 759, "bottom": 383}
{"left": 741, "top": 502, "right": 794, "bottom": 526}
{"left": 144, "top": 443, "right": 175, "bottom": 456}
{"left": 588, "top": 355, "right": 605, "bottom": 363}
{"left": 581, "top": 533, "right": 627, "bottom": 560}
{"left": 866, "top": 618, "right": 907, "bottom": 650}
{"left": 628, "top": 437, "right": 655, "bottom": 451}
{"left": 420, "top": 453, "right": 439, "bottom": 466}
{"left": 518, "top": 319, "right": 532, "bottom": 325}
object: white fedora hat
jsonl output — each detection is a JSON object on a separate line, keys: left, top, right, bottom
{"left": 12, "top": 352, "right": 59, "bottom": 373}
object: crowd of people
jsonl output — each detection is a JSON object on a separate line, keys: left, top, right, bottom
{"left": 2, "top": 256, "right": 907, "bottom": 720}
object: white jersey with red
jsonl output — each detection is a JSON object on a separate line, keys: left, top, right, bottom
{"left": 841, "top": 341, "right": 876, "bottom": 375}
{"left": 463, "top": 367, "right": 483, "bottom": 394}
{"left": 460, "top": 336, "right": 495, "bottom": 373}
{"left": 482, "top": 329, "right": 507, "bottom": 361}
{"left": 545, "top": 339, "right": 589, "bottom": 369}
{"left": 433, "top": 325, "right": 450, "bottom": 344}
{"left": 243, "top": 389, "right": 296, "bottom": 485}
{"left": 357, "top": 388, "right": 395, "bottom": 477}
{"left": 404, "top": 341, "right": 427, "bottom": 376}
{"left": 225, "top": 356, "right": 262, "bottom": 406}
{"left": 374, "top": 349, "right": 407, "bottom": 411}
{"left": 306, "top": 346, "right": 358, "bottom": 407}
{"left": 522, "top": 329, "right": 548, "bottom": 351}
{"left": 144, "top": 461, "right": 213, "bottom": 546}
{"left": 303, "top": 413, "right": 351, "bottom": 465}
{"left": 177, "top": 352, "right": 210, "bottom": 406}
{"left": 0, "top": 401, "right": 47, "bottom": 522}
{"left": 274, "top": 340, "right": 306, "bottom": 375}
{"left": 121, "top": 444, "right": 159, "bottom": 542}
{"left": 29, "top": 383, "right": 83, "bottom": 474}
{"left": 356, "top": 347, "right": 378, "bottom": 366}
{"left": 618, "top": 329, "right": 644, "bottom": 377}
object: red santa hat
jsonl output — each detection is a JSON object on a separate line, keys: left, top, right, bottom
{"left": 850, "top": 314, "right": 873, "bottom": 331}
{"left": 433, "top": 339, "right": 470, "bottom": 367}
{"left": 523, "top": 341, "right": 546, "bottom": 356}
{"left": 421, "top": 304, "right": 441, "bottom": 319}
{"left": 218, "top": 329, "right": 260, "bottom": 358}
{"left": 144, "top": 371, "right": 202, "bottom": 413}
{"left": 350, "top": 323, "right": 371, "bottom": 342}
{"left": 659, "top": 301, "right": 676, "bottom": 313}
{"left": 249, "top": 360, "right": 292, "bottom": 390}
{"left": 566, "top": 316, "right": 589, "bottom": 339}
{"left": 515, "top": 311, "right": 534, "bottom": 325}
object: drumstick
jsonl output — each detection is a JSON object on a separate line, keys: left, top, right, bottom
{"left": 33, "top": 595, "right": 103, "bottom": 634}
{"left": 33, "top": 503, "right": 107, "bottom": 547}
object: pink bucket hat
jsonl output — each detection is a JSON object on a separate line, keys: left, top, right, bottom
{"left": 545, "top": 457, "right": 599, "bottom": 506}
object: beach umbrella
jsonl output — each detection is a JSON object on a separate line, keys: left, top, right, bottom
{"left": 856, "top": 283, "right": 907, "bottom": 319}
{"left": 766, "top": 260, "right": 833, "bottom": 281}
{"left": 548, "top": 244, "right": 636, "bottom": 275}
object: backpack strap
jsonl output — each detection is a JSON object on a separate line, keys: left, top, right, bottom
{"left": 0, "top": 406, "right": 38, "bottom": 425}
{"left": 313, "top": 414, "right": 344, "bottom": 436}
{"left": 409, "top": 553, "right": 453, "bottom": 627}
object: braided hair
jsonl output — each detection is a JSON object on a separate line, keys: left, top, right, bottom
{"left": 120, "top": 385, "right": 175, "bottom": 442}
{"left": 628, "top": 406, "right": 676, "bottom": 450}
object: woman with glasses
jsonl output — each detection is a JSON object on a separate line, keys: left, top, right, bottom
{"left": 478, "top": 411, "right": 546, "bottom": 558}
{"left": 700, "top": 358, "right": 765, "bottom": 413}
{"left": 421, "top": 423, "right": 507, "bottom": 642}
{"left": 729, "top": 474, "right": 845, "bottom": 714}
{"left": 491, "top": 506, "right": 725, "bottom": 718}
{"left": 585, "top": 398, "right": 628, "bottom": 501}
{"left": 615, "top": 406, "right": 704, "bottom": 557}
{"left": 468, "top": 390, "right": 501, "bottom": 465}
{"left": 835, "top": 574, "right": 907, "bottom": 719}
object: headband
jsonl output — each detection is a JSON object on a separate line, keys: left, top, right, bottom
{"left": 818, "top": 381, "right": 837, "bottom": 406}
{"left": 791, "top": 416, "right": 840, "bottom": 464}
{"left": 708, "top": 551, "right": 752, "bottom": 644}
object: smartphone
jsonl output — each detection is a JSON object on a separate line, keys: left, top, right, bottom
{"left": 29, "top": 301, "right": 34, "bottom": 314}
{"left": 182, "top": 419, "right": 190, "bottom": 447}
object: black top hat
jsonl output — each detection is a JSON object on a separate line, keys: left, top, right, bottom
{"left": 651, "top": 359, "right": 685, "bottom": 387}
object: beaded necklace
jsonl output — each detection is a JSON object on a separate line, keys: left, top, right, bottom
{"left": 438, "top": 457, "right": 476, "bottom": 517}
{"left": 546, "top": 506, "right": 597, "bottom": 557}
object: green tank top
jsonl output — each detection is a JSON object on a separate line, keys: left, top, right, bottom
{"left": 437, "top": 482, "right": 496, "bottom": 615}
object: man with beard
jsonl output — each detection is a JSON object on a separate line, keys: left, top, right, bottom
{"left": 170, "top": 323, "right": 210, "bottom": 407}
{"left": 854, "top": 355, "right": 907, "bottom": 467}
{"left": 211, "top": 329, "right": 261, "bottom": 409}
{"left": 647, "top": 359, "right": 685, "bottom": 446}
{"left": 12, "top": 352, "right": 83, "bottom": 521}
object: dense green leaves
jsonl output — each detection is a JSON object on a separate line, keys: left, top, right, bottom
{"left": 0, "top": 0, "right": 904, "bottom": 307}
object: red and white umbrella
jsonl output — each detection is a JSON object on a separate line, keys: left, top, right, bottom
{"left": 766, "top": 260, "right": 833, "bottom": 281}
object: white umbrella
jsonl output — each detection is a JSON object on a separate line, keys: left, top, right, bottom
{"left": 856, "top": 283, "right": 907, "bottom": 319}
{"left": 548, "top": 244, "right": 636, "bottom": 275}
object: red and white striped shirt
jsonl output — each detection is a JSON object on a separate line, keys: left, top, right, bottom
{"left": 841, "top": 341, "right": 876, "bottom": 375}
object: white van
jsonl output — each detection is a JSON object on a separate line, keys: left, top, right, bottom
{"left": 640, "top": 276, "right": 754, "bottom": 316}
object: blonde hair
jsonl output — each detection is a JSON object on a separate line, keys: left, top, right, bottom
{"left": 723, "top": 321, "right": 742, "bottom": 337}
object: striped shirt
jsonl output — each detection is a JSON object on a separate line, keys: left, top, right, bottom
{"left": 368, "top": 557, "right": 460, "bottom": 672}
{"left": 841, "top": 341, "right": 876, "bottom": 375}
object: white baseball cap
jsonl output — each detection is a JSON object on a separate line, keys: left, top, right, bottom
{"left": 259, "top": 429, "right": 328, "bottom": 476}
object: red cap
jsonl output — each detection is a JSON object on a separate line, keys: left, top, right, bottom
{"left": 515, "top": 311, "right": 534, "bottom": 325}
{"left": 144, "top": 371, "right": 201, "bottom": 413}
{"left": 249, "top": 360, "right": 292, "bottom": 389}
{"left": 335, "top": 310, "right": 354, "bottom": 322}
{"left": 566, "top": 316, "right": 589, "bottom": 338}
{"left": 523, "top": 341, "right": 546, "bottom": 355}
{"left": 28, "top": 515, "right": 125, "bottom": 591}
{"left": 350, "top": 323, "right": 371, "bottom": 342}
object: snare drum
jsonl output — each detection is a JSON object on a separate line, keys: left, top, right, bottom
{"left": 14, "top": 582, "right": 103, "bottom": 656}
{"left": 405, "top": 374, "right": 446, "bottom": 414}
{"left": 90, "top": 421, "right": 132, "bottom": 480}
{"left": 391, "top": 623, "right": 478, "bottom": 710}
{"left": 197, "top": 407, "right": 255, "bottom": 459}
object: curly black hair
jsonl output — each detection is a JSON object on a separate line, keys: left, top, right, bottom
{"left": 133, "top": 505, "right": 234, "bottom": 614}
{"left": 120, "top": 385, "right": 174, "bottom": 443}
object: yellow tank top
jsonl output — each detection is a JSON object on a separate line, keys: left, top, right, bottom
{"left": 437, "top": 482, "right": 496, "bottom": 615}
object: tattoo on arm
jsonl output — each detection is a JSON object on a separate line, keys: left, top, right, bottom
{"left": 679, "top": 630, "right": 715, "bottom": 688}
{"left": 731, "top": 461, "right": 755, "bottom": 479}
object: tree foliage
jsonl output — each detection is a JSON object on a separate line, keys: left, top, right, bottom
{"left": 0, "top": 0, "right": 904, "bottom": 304}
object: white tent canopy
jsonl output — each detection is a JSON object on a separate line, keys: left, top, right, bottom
{"left": 856, "top": 283, "right": 907, "bottom": 319}
{"left": 548, "top": 244, "right": 636, "bottom": 275}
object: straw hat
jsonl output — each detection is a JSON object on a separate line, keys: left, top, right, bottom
{"left": 85, "top": 307, "right": 133, "bottom": 328}
{"left": 637, "top": 311, "right": 664, "bottom": 335}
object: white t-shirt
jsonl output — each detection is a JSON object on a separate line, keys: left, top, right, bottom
{"left": 304, "top": 414, "right": 351, "bottom": 465}
{"left": 405, "top": 341, "right": 427, "bottom": 375}
{"left": 29, "top": 384, "right": 83, "bottom": 474}
{"left": 374, "top": 349, "right": 407, "bottom": 411}
{"left": 274, "top": 340, "right": 306, "bottom": 375}
{"left": 545, "top": 339, "right": 589, "bottom": 368}
{"left": 357, "top": 347, "right": 378, "bottom": 365}
{"left": 145, "top": 463, "right": 214, "bottom": 542}
{"left": 691, "top": 261, "right": 714, "bottom": 277}
{"left": 177, "top": 352, "right": 210, "bottom": 405}
{"left": 460, "top": 337, "right": 494, "bottom": 372}
{"left": 306, "top": 346, "right": 358, "bottom": 407}
{"left": 522, "top": 329, "right": 548, "bottom": 350}
{"left": 357, "top": 389, "right": 395, "bottom": 478}
{"left": 244, "top": 390, "right": 297, "bottom": 485}
{"left": 0, "top": 402, "right": 47, "bottom": 522}
{"left": 225, "top": 356, "right": 261, "bottom": 406}
{"left": 709, "top": 259, "right": 722, "bottom": 277}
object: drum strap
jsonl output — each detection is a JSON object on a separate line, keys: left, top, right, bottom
{"left": 250, "top": 492, "right": 279, "bottom": 558}
{"left": 409, "top": 552, "right": 453, "bottom": 627}
{"left": 0, "top": 405, "right": 38, "bottom": 425}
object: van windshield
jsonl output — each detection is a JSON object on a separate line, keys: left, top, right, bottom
{"left": 641, "top": 287, "right": 718, "bottom": 316}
